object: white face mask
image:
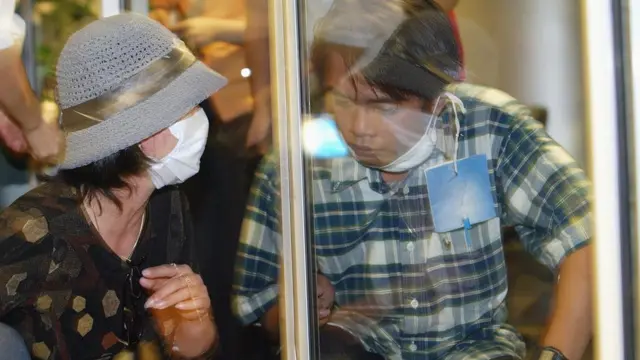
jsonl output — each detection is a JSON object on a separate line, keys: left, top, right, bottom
{"left": 379, "top": 110, "right": 438, "bottom": 173}
{"left": 376, "top": 92, "right": 466, "bottom": 173}
{"left": 148, "top": 108, "right": 209, "bottom": 189}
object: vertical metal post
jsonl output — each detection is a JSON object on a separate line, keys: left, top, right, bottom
{"left": 583, "top": 0, "right": 627, "bottom": 358}
{"left": 628, "top": 0, "right": 640, "bottom": 356}
{"left": 269, "top": 0, "right": 311, "bottom": 358}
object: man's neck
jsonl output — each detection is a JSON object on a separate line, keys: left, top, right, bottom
{"left": 381, "top": 171, "right": 409, "bottom": 184}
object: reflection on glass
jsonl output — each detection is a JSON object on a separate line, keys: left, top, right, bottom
{"left": 233, "top": 0, "right": 594, "bottom": 359}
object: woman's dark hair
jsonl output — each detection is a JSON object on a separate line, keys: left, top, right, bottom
{"left": 57, "top": 145, "right": 151, "bottom": 210}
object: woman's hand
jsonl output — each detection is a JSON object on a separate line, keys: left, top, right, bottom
{"left": 140, "top": 263, "right": 217, "bottom": 357}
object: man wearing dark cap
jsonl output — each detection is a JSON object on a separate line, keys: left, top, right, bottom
{"left": 233, "top": 1, "right": 592, "bottom": 360}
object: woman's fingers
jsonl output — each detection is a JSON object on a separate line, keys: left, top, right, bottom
{"left": 139, "top": 276, "right": 172, "bottom": 291}
{"left": 142, "top": 263, "right": 191, "bottom": 279}
{"left": 155, "top": 284, "right": 209, "bottom": 311}
{"left": 175, "top": 294, "right": 210, "bottom": 311}
{"left": 144, "top": 273, "right": 205, "bottom": 309}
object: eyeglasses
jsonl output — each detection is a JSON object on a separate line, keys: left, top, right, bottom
{"left": 122, "top": 256, "right": 146, "bottom": 349}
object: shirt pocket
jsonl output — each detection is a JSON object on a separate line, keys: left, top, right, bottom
{"left": 435, "top": 216, "right": 507, "bottom": 298}
{"left": 443, "top": 216, "right": 502, "bottom": 254}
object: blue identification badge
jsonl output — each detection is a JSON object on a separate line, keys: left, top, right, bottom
{"left": 302, "top": 114, "right": 349, "bottom": 159}
{"left": 425, "top": 154, "right": 497, "bottom": 248}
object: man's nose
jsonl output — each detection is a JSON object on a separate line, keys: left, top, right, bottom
{"left": 350, "top": 107, "right": 374, "bottom": 137}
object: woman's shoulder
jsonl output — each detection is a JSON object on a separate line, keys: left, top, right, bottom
{"left": 0, "top": 182, "right": 77, "bottom": 242}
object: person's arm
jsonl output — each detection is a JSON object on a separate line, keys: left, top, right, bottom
{"left": 0, "top": 107, "right": 27, "bottom": 152}
{"left": 170, "top": 18, "right": 246, "bottom": 47}
{"left": 244, "top": 0, "right": 272, "bottom": 150}
{"left": 497, "top": 113, "right": 592, "bottom": 360}
{"left": 232, "top": 153, "right": 281, "bottom": 340}
{"left": 0, "top": 14, "right": 62, "bottom": 163}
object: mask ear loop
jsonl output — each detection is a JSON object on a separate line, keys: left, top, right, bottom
{"left": 439, "top": 92, "right": 466, "bottom": 174}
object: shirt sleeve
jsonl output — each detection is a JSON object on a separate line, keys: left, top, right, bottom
{"left": 0, "top": 0, "right": 25, "bottom": 51}
{"left": 0, "top": 201, "right": 53, "bottom": 317}
{"left": 232, "top": 154, "right": 282, "bottom": 325}
{"left": 496, "top": 113, "right": 592, "bottom": 272}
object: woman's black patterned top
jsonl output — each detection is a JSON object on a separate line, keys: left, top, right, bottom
{"left": 0, "top": 182, "right": 208, "bottom": 360}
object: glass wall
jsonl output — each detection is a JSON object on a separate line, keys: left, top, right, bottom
{"left": 2, "top": 0, "right": 637, "bottom": 358}
{"left": 264, "top": 0, "right": 635, "bottom": 360}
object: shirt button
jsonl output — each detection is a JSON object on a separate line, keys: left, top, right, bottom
{"left": 408, "top": 342, "right": 418, "bottom": 352}
{"left": 406, "top": 242, "right": 415, "bottom": 252}
{"left": 410, "top": 298, "right": 419, "bottom": 309}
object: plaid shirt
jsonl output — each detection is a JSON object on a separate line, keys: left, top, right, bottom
{"left": 233, "top": 83, "right": 591, "bottom": 360}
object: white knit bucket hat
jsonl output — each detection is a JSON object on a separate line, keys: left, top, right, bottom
{"left": 56, "top": 13, "right": 227, "bottom": 169}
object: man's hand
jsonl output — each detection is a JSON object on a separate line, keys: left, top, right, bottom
{"left": 0, "top": 108, "right": 27, "bottom": 153}
{"left": 24, "top": 120, "right": 63, "bottom": 165}
{"left": 0, "top": 107, "right": 64, "bottom": 165}
{"left": 317, "top": 273, "right": 335, "bottom": 326}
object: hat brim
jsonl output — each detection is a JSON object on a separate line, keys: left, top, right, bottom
{"left": 60, "top": 61, "right": 227, "bottom": 169}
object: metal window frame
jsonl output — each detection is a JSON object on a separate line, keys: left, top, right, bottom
{"left": 583, "top": 0, "right": 633, "bottom": 359}
{"left": 628, "top": 0, "right": 640, "bottom": 356}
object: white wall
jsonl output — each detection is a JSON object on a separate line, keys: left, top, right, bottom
{"left": 456, "top": 0, "right": 586, "bottom": 166}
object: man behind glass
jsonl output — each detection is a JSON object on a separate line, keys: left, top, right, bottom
{"left": 233, "top": 1, "right": 592, "bottom": 359}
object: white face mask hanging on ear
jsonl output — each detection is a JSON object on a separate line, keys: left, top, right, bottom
{"left": 378, "top": 92, "right": 466, "bottom": 173}
{"left": 148, "top": 108, "right": 209, "bottom": 189}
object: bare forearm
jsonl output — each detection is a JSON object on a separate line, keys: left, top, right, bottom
{"left": 260, "top": 303, "right": 280, "bottom": 342}
{"left": 244, "top": 0, "right": 271, "bottom": 98}
{"left": 541, "top": 245, "right": 593, "bottom": 359}
{"left": 216, "top": 19, "right": 246, "bottom": 45}
{"left": 0, "top": 49, "right": 42, "bottom": 132}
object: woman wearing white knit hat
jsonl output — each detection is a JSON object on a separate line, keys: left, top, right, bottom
{"left": 0, "top": 13, "right": 227, "bottom": 359}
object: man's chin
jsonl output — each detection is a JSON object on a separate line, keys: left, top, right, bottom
{"left": 353, "top": 156, "right": 384, "bottom": 169}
